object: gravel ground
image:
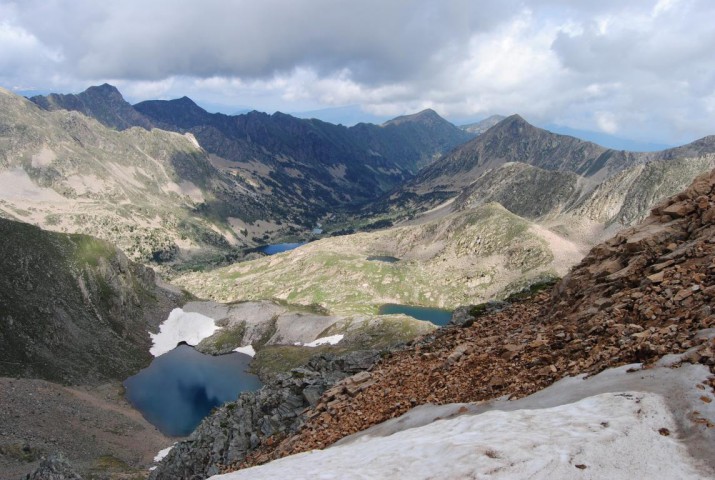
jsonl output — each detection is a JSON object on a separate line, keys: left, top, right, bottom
{"left": 0, "top": 378, "right": 175, "bottom": 480}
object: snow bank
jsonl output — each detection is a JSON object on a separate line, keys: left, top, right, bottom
{"left": 153, "top": 445, "right": 174, "bottom": 462}
{"left": 302, "top": 334, "right": 344, "bottom": 347}
{"left": 209, "top": 391, "right": 706, "bottom": 480}
{"left": 234, "top": 345, "right": 256, "bottom": 357}
{"left": 149, "top": 308, "right": 219, "bottom": 356}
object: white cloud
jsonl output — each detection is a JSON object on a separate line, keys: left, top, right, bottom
{"left": 595, "top": 111, "right": 618, "bottom": 134}
{"left": 1, "top": 0, "right": 714, "bottom": 144}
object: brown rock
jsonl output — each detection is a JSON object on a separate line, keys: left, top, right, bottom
{"left": 696, "top": 195, "right": 710, "bottom": 210}
{"left": 648, "top": 271, "right": 665, "bottom": 283}
{"left": 662, "top": 202, "right": 695, "bottom": 219}
{"left": 673, "top": 288, "right": 694, "bottom": 302}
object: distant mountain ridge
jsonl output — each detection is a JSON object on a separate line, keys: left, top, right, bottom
{"left": 459, "top": 114, "right": 506, "bottom": 135}
{"left": 30, "top": 85, "right": 472, "bottom": 219}
{"left": 380, "top": 114, "right": 715, "bottom": 221}
{"left": 30, "top": 83, "right": 154, "bottom": 130}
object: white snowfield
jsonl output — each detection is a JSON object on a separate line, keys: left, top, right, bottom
{"left": 209, "top": 362, "right": 715, "bottom": 480}
{"left": 153, "top": 445, "right": 174, "bottom": 463}
{"left": 149, "top": 308, "right": 219, "bottom": 356}
{"left": 302, "top": 334, "right": 344, "bottom": 347}
{"left": 233, "top": 345, "right": 256, "bottom": 357}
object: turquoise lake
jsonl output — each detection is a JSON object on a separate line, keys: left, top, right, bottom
{"left": 378, "top": 304, "right": 453, "bottom": 326}
{"left": 258, "top": 242, "right": 305, "bottom": 255}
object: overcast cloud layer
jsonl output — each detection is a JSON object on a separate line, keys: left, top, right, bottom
{"left": 1, "top": 0, "right": 713, "bottom": 144}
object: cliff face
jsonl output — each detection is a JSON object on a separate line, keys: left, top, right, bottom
{"left": 0, "top": 218, "right": 185, "bottom": 384}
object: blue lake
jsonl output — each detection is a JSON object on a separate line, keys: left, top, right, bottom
{"left": 258, "top": 242, "right": 305, "bottom": 255}
{"left": 367, "top": 255, "right": 400, "bottom": 263}
{"left": 378, "top": 303, "right": 454, "bottom": 326}
{"left": 123, "top": 345, "right": 261, "bottom": 437}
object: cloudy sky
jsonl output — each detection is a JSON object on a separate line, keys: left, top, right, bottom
{"left": 1, "top": 0, "right": 713, "bottom": 145}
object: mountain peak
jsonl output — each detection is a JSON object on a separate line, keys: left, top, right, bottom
{"left": 28, "top": 83, "right": 154, "bottom": 130}
{"left": 502, "top": 113, "right": 528, "bottom": 125}
{"left": 383, "top": 108, "right": 448, "bottom": 127}
{"left": 483, "top": 113, "right": 539, "bottom": 137}
{"left": 85, "top": 83, "right": 122, "bottom": 96}
{"left": 174, "top": 96, "right": 199, "bottom": 107}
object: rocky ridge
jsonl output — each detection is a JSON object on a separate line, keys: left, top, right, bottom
{"left": 229, "top": 168, "right": 715, "bottom": 471}
{"left": 378, "top": 114, "right": 715, "bottom": 220}
{"left": 454, "top": 154, "right": 715, "bottom": 231}
{"left": 149, "top": 350, "right": 382, "bottom": 479}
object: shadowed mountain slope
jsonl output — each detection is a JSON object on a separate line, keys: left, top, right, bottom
{"left": 0, "top": 218, "right": 184, "bottom": 384}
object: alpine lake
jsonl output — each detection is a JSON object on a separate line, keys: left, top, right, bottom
{"left": 123, "top": 345, "right": 261, "bottom": 437}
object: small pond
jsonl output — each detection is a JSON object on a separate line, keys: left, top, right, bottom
{"left": 367, "top": 255, "right": 400, "bottom": 263}
{"left": 258, "top": 242, "right": 306, "bottom": 255}
{"left": 378, "top": 303, "right": 454, "bottom": 326}
{"left": 123, "top": 345, "right": 261, "bottom": 437}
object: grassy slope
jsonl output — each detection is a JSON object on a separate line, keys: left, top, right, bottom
{"left": 175, "top": 204, "right": 563, "bottom": 315}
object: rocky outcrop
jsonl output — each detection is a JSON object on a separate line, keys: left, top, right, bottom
{"left": 24, "top": 454, "right": 82, "bottom": 480}
{"left": 233, "top": 169, "right": 715, "bottom": 470}
{"left": 150, "top": 350, "right": 381, "bottom": 479}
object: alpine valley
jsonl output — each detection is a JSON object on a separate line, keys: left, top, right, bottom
{"left": 1, "top": 84, "right": 714, "bottom": 480}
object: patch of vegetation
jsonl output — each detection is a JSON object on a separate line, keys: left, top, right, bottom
{"left": 199, "top": 323, "right": 247, "bottom": 354}
{"left": 44, "top": 213, "right": 61, "bottom": 225}
{"left": 251, "top": 344, "right": 335, "bottom": 378}
{"left": 0, "top": 443, "right": 43, "bottom": 463}
{"left": 72, "top": 235, "right": 116, "bottom": 267}
{"left": 502, "top": 274, "right": 560, "bottom": 301}
{"left": 271, "top": 299, "right": 331, "bottom": 315}
{"left": 85, "top": 454, "right": 146, "bottom": 479}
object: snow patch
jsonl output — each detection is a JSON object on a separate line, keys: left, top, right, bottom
{"left": 149, "top": 308, "right": 219, "bottom": 357}
{"left": 153, "top": 445, "right": 174, "bottom": 462}
{"left": 209, "top": 392, "right": 706, "bottom": 480}
{"left": 300, "top": 335, "right": 344, "bottom": 347}
{"left": 234, "top": 345, "right": 256, "bottom": 357}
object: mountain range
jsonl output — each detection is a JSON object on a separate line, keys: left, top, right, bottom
{"left": 374, "top": 114, "right": 715, "bottom": 236}
{"left": 30, "top": 84, "right": 472, "bottom": 216}
{"left": 3, "top": 82, "right": 715, "bottom": 479}
{"left": 2, "top": 84, "right": 713, "bottom": 269}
